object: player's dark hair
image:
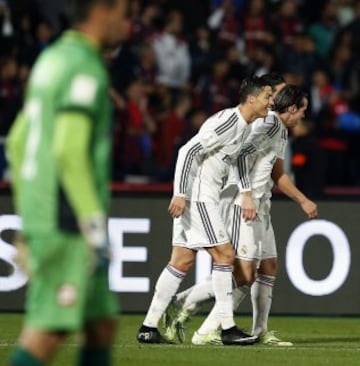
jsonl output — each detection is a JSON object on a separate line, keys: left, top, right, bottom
{"left": 273, "top": 85, "right": 307, "bottom": 113}
{"left": 260, "top": 73, "right": 285, "bottom": 89}
{"left": 68, "top": 0, "right": 119, "bottom": 24}
{"left": 238, "top": 76, "right": 268, "bottom": 104}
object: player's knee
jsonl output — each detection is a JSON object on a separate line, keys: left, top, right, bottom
{"left": 233, "top": 269, "right": 256, "bottom": 287}
{"left": 169, "top": 257, "right": 194, "bottom": 273}
{"left": 169, "top": 248, "right": 195, "bottom": 273}
{"left": 259, "top": 258, "right": 278, "bottom": 276}
{"left": 212, "top": 247, "right": 235, "bottom": 266}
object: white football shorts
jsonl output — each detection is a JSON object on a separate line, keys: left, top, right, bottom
{"left": 172, "top": 201, "right": 230, "bottom": 250}
{"left": 220, "top": 196, "right": 277, "bottom": 261}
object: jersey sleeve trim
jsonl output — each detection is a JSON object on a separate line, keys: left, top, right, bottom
{"left": 214, "top": 112, "right": 237, "bottom": 135}
{"left": 178, "top": 142, "right": 203, "bottom": 194}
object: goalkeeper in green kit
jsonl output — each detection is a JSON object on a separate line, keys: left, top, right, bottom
{"left": 5, "top": 1, "right": 128, "bottom": 365}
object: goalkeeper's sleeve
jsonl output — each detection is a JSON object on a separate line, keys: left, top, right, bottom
{"left": 5, "top": 112, "right": 27, "bottom": 213}
{"left": 53, "top": 111, "right": 103, "bottom": 220}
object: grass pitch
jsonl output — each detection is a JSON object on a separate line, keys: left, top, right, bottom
{"left": 1, "top": 314, "right": 359, "bottom": 366}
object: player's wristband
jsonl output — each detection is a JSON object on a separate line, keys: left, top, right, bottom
{"left": 79, "top": 213, "right": 107, "bottom": 249}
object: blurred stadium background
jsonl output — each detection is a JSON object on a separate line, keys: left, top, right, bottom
{"left": 1, "top": 0, "right": 360, "bottom": 190}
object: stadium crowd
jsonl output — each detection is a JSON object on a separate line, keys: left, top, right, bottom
{"left": 1, "top": 0, "right": 360, "bottom": 196}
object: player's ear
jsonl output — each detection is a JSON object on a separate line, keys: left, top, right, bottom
{"left": 288, "top": 104, "right": 297, "bottom": 114}
{"left": 246, "top": 94, "right": 254, "bottom": 104}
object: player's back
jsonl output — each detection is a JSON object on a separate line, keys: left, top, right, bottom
{"left": 190, "top": 108, "right": 251, "bottom": 203}
{"left": 18, "top": 31, "right": 111, "bottom": 235}
{"left": 249, "top": 113, "right": 287, "bottom": 197}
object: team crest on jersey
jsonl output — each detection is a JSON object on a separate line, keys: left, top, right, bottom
{"left": 240, "top": 245, "right": 247, "bottom": 255}
{"left": 218, "top": 230, "right": 225, "bottom": 239}
{"left": 57, "top": 283, "right": 78, "bottom": 307}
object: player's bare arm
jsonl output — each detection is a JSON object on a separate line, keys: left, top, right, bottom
{"left": 271, "top": 158, "right": 318, "bottom": 219}
{"left": 241, "top": 191, "right": 257, "bottom": 221}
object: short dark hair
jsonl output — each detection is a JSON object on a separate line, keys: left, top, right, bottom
{"left": 238, "top": 76, "right": 268, "bottom": 104}
{"left": 273, "top": 85, "right": 307, "bottom": 113}
{"left": 260, "top": 73, "right": 285, "bottom": 89}
{"left": 68, "top": 0, "right": 118, "bottom": 24}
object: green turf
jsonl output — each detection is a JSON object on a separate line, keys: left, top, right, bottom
{"left": 1, "top": 314, "right": 359, "bottom": 366}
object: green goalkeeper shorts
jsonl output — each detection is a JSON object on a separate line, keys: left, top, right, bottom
{"left": 24, "top": 231, "right": 118, "bottom": 331}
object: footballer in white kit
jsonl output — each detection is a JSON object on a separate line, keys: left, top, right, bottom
{"left": 137, "top": 77, "right": 273, "bottom": 346}
{"left": 223, "top": 111, "right": 288, "bottom": 262}
{"left": 164, "top": 83, "right": 317, "bottom": 346}
{"left": 172, "top": 106, "right": 255, "bottom": 250}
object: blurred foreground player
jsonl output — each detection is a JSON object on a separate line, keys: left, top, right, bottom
{"left": 6, "top": 0, "right": 128, "bottom": 365}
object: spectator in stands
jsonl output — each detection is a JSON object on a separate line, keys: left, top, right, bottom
{"left": 208, "top": 0, "right": 239, "bottom": 49}
{"left": 226, "top": 44, "right": 248, "bottom": 96}
{"left": 0, "top": 58, "right": 22, "bottom": 137}
{"left": 181, "top": 108, "right": 208, "bottom": 143}
{"left": 194, "top": 58, "right": 232, "bottom": 114}
{"left": 282, "top": 33, "right": 322, "bottom": 87}
{"left": 249, "top": 44, "right": 279, "bottom": 76}
{"left": 328, "top": 35, "right": 353, "bottom": 99}
{"left": 154, "top": 93, "right": 191, "bottom": 181}
{"left": 122, "top": 79, "right": 156, "bottom": 179}
{"left": 130, "top": 2, "right": 159, "bottom": 43}
{"left": 271, "top": 0, "right": 304, "bottom": 51}
{"left": 135, "top": 43, "right": 158, "bottom": 97}
{"left": 308, "top": 1, "right": 339, "bottom": 58}
{"left": 34, "top": 20, "right": 54, "bottom": 56}
{"left": 152, "top": 10, "right": 191, "bottom": 91}
{"left": 15, "top": 14, "right": 36, "bottom": 65}
{"left": 310, "top": 69, "right": 337, "bottom": 116}
{"left": 240, "top": 0, "right": 274, "bottom": 59}
{"left": 291, "top": 119, "right": 325, "bottom": 197}
{"left": 0, "top": 57, "right": 21, "bottom": 179}
{"left": 189, "top": 26, "right": 213, "bottom": 84}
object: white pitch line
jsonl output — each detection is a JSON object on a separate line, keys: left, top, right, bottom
{"left": 1, "top": 343, "right": 360, "bottom": 351}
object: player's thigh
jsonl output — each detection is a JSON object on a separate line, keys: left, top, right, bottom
{"left": 229, "top": 205, "right": 260, "bottom": 262}
{"left": 25, "top": 232, "right": 89, "bottom": 331}
{"left": 183, "top": 201, "right": 230, "bottom": 249}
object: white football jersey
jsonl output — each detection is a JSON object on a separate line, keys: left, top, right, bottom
{"left": 173, "top": 107, "right": 252, "bottom": 203}
{"left": 226, "top": 111, "right": 288, "bottom": 209}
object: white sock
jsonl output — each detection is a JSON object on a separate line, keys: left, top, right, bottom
{"left": 212, "top": 264, "right": 235, "bottom": 330}
{"left": 251, "top": 274, "right": 275, "bottom": 336}
{"left": 182, "top": 275, "right": 213, "bottom": 313}
{"left": 197, "top": 285, "right": 249, "bottom": 334}
{"left": 143, "top": 264, "right": 185, "bottom": 328}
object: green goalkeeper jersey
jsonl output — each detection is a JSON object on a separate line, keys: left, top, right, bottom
{"left": 7, "top": 31, "right": 112, "bottom": 235}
